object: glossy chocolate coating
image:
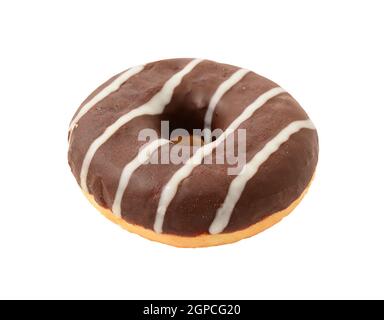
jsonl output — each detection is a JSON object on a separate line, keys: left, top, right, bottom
{"left": 68, "top": 59, "right": 318, "bottom": 236}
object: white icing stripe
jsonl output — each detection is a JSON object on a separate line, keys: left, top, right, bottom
{"left": 80, "top": 59, "right": 203, "bottom": 192}
{"left": 154, "top": 87, "right": 286, "bottom": 233}
{"left": 112, "top": 139, "right": 170, "bottom": 218}
{"left": 69, "top": 65, "right": 144, "bottom": 137}
{"left": 203, "top": 68, "right": 250, "bottom": 143}
{"left": 209, "top": 119, "right": 316, "bottom": 234}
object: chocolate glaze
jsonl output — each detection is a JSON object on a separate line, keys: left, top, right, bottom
{"left": 68, "top": 58, "right": 318, "bottom": 236}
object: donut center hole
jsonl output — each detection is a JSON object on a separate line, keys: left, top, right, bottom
{"left": 160, "top": 111, "right": 209, "bottom": 144}
{"left": 171, "top": 134, "right": 204, "bottom": 146}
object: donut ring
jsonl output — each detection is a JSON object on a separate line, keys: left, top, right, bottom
{"left": 68, "top": 58, "right": 318, "bottom": 247}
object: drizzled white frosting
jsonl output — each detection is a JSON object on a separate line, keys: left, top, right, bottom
{"left": 209, "top": 119, "right": 316, "bottom": 234}
{"left": 80, "top": 59, "right": 203, "bottom": 192}
{"left": 75, "top": 60, "right": 315, "bottom": 236}
{"left": 154, "top": 87, "right": 286, "bottom": 233}
{"left": 69, "top": 65, "right": 144, "bottom": 139}
{"left": 112, "top": 139, "right": 170, "bottom": 218}
{"left": 203, "top": 68, "right": 250, "bottom": 143}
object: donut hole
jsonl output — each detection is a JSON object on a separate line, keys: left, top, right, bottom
{"left": 160, "top": 109, "right": 209, "bottom": 144}
{"left": 159, "top": 96, "right": 225, "bottom": 144}
{"left": 161, "top": 112, "right": 204, "bottom": 134}
{"left": 171, "top": 134, "right": 204, "bottom": 146}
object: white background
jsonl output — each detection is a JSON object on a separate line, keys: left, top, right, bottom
{"left": 0, "top": 0, "right": 383, "bottom": 300}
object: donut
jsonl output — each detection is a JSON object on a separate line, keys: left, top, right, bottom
{"left": 68, "top": 58, "right": 318, "bottom": 247}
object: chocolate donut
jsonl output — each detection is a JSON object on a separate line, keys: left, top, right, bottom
{"left": 68, "top": 58, "right": 318, "bottom": 247}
